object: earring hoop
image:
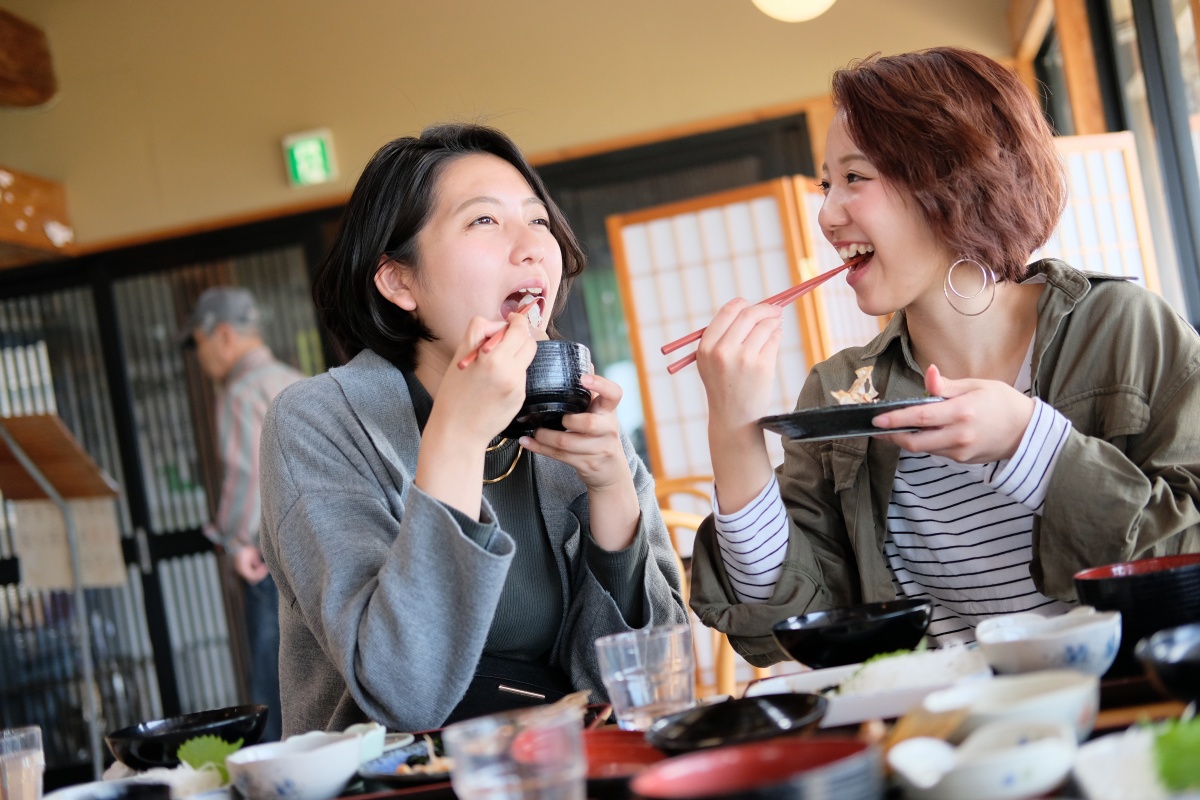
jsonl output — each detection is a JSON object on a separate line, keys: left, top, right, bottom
{"left": 943, "top": 258, "right": 997, "bottom": 317}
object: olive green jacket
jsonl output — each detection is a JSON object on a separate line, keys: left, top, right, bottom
{"left": 690, "top": 260, "right": 1200, "bottom": 666}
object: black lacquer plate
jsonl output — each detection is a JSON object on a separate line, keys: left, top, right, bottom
{"left": 644, "top": 693, "right": 827, "bottom": 754}
{"left": 757, "top": 397, "right": 944, "bottom": 442}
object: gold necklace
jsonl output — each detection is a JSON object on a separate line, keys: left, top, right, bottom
{"left": 483, "top": 441, "right": 523, "bottom": 484}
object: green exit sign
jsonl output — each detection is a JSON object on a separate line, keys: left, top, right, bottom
{"left": 282, "top": 128, "right": 338, "bottom": 186}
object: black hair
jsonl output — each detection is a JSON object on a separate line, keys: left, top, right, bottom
{"left": 312, "top": 123, "right": 586, "bottom": 370}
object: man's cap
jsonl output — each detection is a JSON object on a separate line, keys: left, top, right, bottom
{"left": 179, "top": 286, "right": 261, "bottom": 348}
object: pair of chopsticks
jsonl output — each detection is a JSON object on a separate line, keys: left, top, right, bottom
{"left": 457, "top": 302, "right": 536, "bottom": 370}
{"left": 661, "top": 254, "right": 866, "bottom": 374}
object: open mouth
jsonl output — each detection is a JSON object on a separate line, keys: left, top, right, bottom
{"left": 501, "top": 288, "right": 545, "bottom": 329}
{"left": 838, "top": 244, "right": 874, "bottom": 270}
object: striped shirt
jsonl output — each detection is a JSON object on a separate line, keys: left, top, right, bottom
{"left": 715, "top": 340, "right": 1074, "bottom": 641}
{"left": 206, "top": 346, "right": 304, "bottom": 552}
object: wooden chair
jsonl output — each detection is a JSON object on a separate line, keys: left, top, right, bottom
{"left": 658, "top": 497, "right": 771, "bottom": 698}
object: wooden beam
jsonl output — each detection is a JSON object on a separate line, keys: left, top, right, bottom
{"left": 1009, "top": 0, "right": 1055, "bottom": 96}
{"left": 0, "top": 165, "right": 75, "bottom": 268}
{"left": 1053, "top": 0, "right": 1108, "bottom": 134}
{"left": 0, "top": 8, "right": 56, "bottom": 107}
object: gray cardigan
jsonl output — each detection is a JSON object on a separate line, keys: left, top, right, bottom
{"left": 258, "top": 350, "right": 687, "bottom": 735}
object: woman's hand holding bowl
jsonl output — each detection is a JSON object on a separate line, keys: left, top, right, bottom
{"left": 873, "top": 364, "right": 1036, "bottom": 464}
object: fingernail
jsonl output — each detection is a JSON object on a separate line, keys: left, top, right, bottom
{"left": 581, "top": 373, "right": 595, "bottom": 387}
{"left": 873, "top": 415, "right": 889, "bottom": 427}
{"left": 518, "top": 436, "right": 533, "bottom": 447}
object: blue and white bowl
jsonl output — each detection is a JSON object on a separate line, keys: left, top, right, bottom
{"left": 226, "top": 733, "right": 359, "bottom": 800}
{"left": 975, "top": 607, "right": 1121, "bottom": 677}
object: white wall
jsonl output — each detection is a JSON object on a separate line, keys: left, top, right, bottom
{"left": 0, "top": 0, "right": 1009, "bottom": 247}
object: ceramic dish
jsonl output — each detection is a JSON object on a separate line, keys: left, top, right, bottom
{"left": 1073, "top": 726, "right": 1174, "bottom": 800}
{"left": 757, "top": 397, "right": 943, "bottom": 442}
{"left": 583, "top": 728, "right": 667, "bottom": 799}
{"left": 1135, "top": 621, "right": 1200, "bottom": 704}
{"left": 772, "top": 598, "right": 933, "bottom": 668}
{"left": 744, "top": 648, "right": 991, "bottom": 728}
{"left": 105, "top": 704, "right": 269, "bottom": 772}
{"left": 975, "top": 606, "right": 1122, "bottom": 676}
{"left": 644, "top": 693, "right": 827, "bottom": 753}
{"left": 922, "top": 669, "right": 1100, "bottom": 743}
{"left": 226, "top": 733, "right": 360, "bottom": 800}
{"left": 629, "top": 738, "right": 882, "bottom": 800}
{"left": 888, "top": 719, "right": 1076, "bottom": 800}
{"left": 358, "top": 732, "right": 451, "bottom": 786}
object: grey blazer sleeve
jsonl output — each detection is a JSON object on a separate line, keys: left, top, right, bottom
{"left": 260, "top": 380, "right": 514, "bottom": 733}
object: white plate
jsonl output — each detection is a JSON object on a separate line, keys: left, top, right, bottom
{"left": 1072, "top": 727, "right": 1193, "bottom": 800}
{"left": 745, "top": 659, "right": 992, "bottom": 728}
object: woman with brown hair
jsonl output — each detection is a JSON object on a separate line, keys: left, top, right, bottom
{"left": 689, "top": 47, "right": 1200, "bottom": 664}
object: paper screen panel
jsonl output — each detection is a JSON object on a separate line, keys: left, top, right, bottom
{"left": 610, "top": 181, "right": 816, "bottom": 481}
{"left": 797, "top": 183, "right": 886, "bottom": 357}
{"left": 1036, "top": 133, "right": 1160, "bottom": 292}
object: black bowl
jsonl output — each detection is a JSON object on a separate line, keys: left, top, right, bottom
{"left": 771, "top": 599, "right": 933, "bottom": 669}
{"left": 1136, "top": 622, "right": 1200, "bottom": 705}
{"left": 105, "top": 704, "right": 269, "bottom": 771}
{"left": 1074, "top": 554, "right": 1200, "bottom": 678}
{"left": 644, "top": 693, "right": 827, "bottom": 754}
{"left": 630, "top": 737, "right": 882, "bottom": 800}
{"left": 503, "top": 340, "right": 591, "bottom": 437}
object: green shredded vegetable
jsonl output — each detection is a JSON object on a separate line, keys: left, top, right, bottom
{"left": 1154, "top": 717, "right": 1200, "bottom": 792}
{"left": 176, "top": 735, "right": 243, "bottom": 783}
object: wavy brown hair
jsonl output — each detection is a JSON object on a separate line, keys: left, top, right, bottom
{"left": 831, "top": 47, "right": 1066, "bottom": 281}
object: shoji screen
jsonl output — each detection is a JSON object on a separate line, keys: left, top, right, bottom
{"left": 1038, "top": 132, "right": 1162, "bottom": 292}
{"left": 608, "top": 179, "right": 823, "bottom": 489}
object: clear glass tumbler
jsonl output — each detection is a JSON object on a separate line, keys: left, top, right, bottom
{"left": 594, "top": 624, "right": 695, "bottom": 731}
{"left": 0, "top": 726, "right": 44, "bottom": 800}
{"left": 443, "top": 703, "right": 585, "bottom": 800}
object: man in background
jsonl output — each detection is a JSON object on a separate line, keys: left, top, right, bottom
{"left": 183, "top": 286, "right": 303, "bottom": 742}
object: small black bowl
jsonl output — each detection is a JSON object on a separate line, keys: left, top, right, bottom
{"left": 503, "top": 340, "right": 592, "bottom": 437}
{"left": 105, "top": 704, "right": 269, "bottom": 771}
{"left": 771, "top": 599, "right": 933, "bottom": 669}
{"left": 1136, "top": 622, "right": 1200, "bottom": 705}
{"left": 644, "top": 693, "right": 827, "bottom": 754}
{"left": 1074, "top": 553, "right": 1200, "bottom": 677}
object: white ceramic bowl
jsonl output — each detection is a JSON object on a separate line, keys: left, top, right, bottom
{"left": 226, "top": 733, "right": 360, "bottom": 800}
{"left": 889, "top": 719, "right": 1077, "bottom": 800}
{"left": 922, "top": 669, "right": 1100, "bottom": 743}
{"left": 976, "top": 607, "right": 1122, "bottom": 676}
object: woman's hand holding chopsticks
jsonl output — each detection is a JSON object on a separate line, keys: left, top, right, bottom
{"left": 661, "top": 256, "right": 862, "bottom": 374}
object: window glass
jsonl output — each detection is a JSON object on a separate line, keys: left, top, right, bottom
{"left": 1106, "top": 0, "right": 1190, "bottom": 311}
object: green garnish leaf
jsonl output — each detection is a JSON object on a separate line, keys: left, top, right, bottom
{"left": 176, "top": 735, "right": 243, "bottom": 783}
{"left": 1154, "top": 717, "right": 1200, "bottom": 792}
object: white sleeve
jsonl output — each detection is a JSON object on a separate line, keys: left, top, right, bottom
{"left": 711, "top": 477, "right": 789, "bottom": 604}
{"left": 986, "top": 398, "right": 1073, "bottom": 514}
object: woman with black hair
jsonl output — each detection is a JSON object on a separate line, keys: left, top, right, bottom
{"left": 259, "top": 123, "right": 687, "bottom": 735}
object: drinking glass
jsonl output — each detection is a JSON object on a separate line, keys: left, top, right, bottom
{"left": 443, "top": 703, "right": 584, "bottom": 800}
{"left": 0, "top": 726, "right": 44, "bottom": 800}
{"left": 594, "top": 624, "right": 695, "bottom": 731}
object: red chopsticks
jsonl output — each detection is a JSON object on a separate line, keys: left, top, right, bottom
{"left": 457, "top": 302, "right": 536, "bottom": 370}
{"left": 661, "top": 256, "right": 865, "bottom": 375}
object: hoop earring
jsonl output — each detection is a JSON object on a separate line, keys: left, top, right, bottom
{"left": 943, "top": 258, "right": 997, "bottom": 317}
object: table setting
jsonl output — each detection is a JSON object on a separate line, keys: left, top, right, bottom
{"left": 19, "top": 552, "right": 1197, "bottom": 800}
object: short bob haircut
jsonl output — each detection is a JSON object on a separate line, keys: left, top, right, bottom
{"left": 312, "top": 123, "right": 586, "bottom": 370}
{"left": 831, "top": 47, "right": 1067, "bottom": 282}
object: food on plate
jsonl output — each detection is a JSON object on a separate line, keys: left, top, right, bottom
{"left": 394, "top": 734, "right": 454, "bottom": 776}
{"left": 830, "top": 366, "right": 879, "bottom": 405}
{"left": 837, "top": 645, "right": 987, "bottom": 696}
{"left": 176, "top": 734, "right": 243, "bottom": 783}
{"left": 1153, "top": 716, "right": 1200, "bottom": 792}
